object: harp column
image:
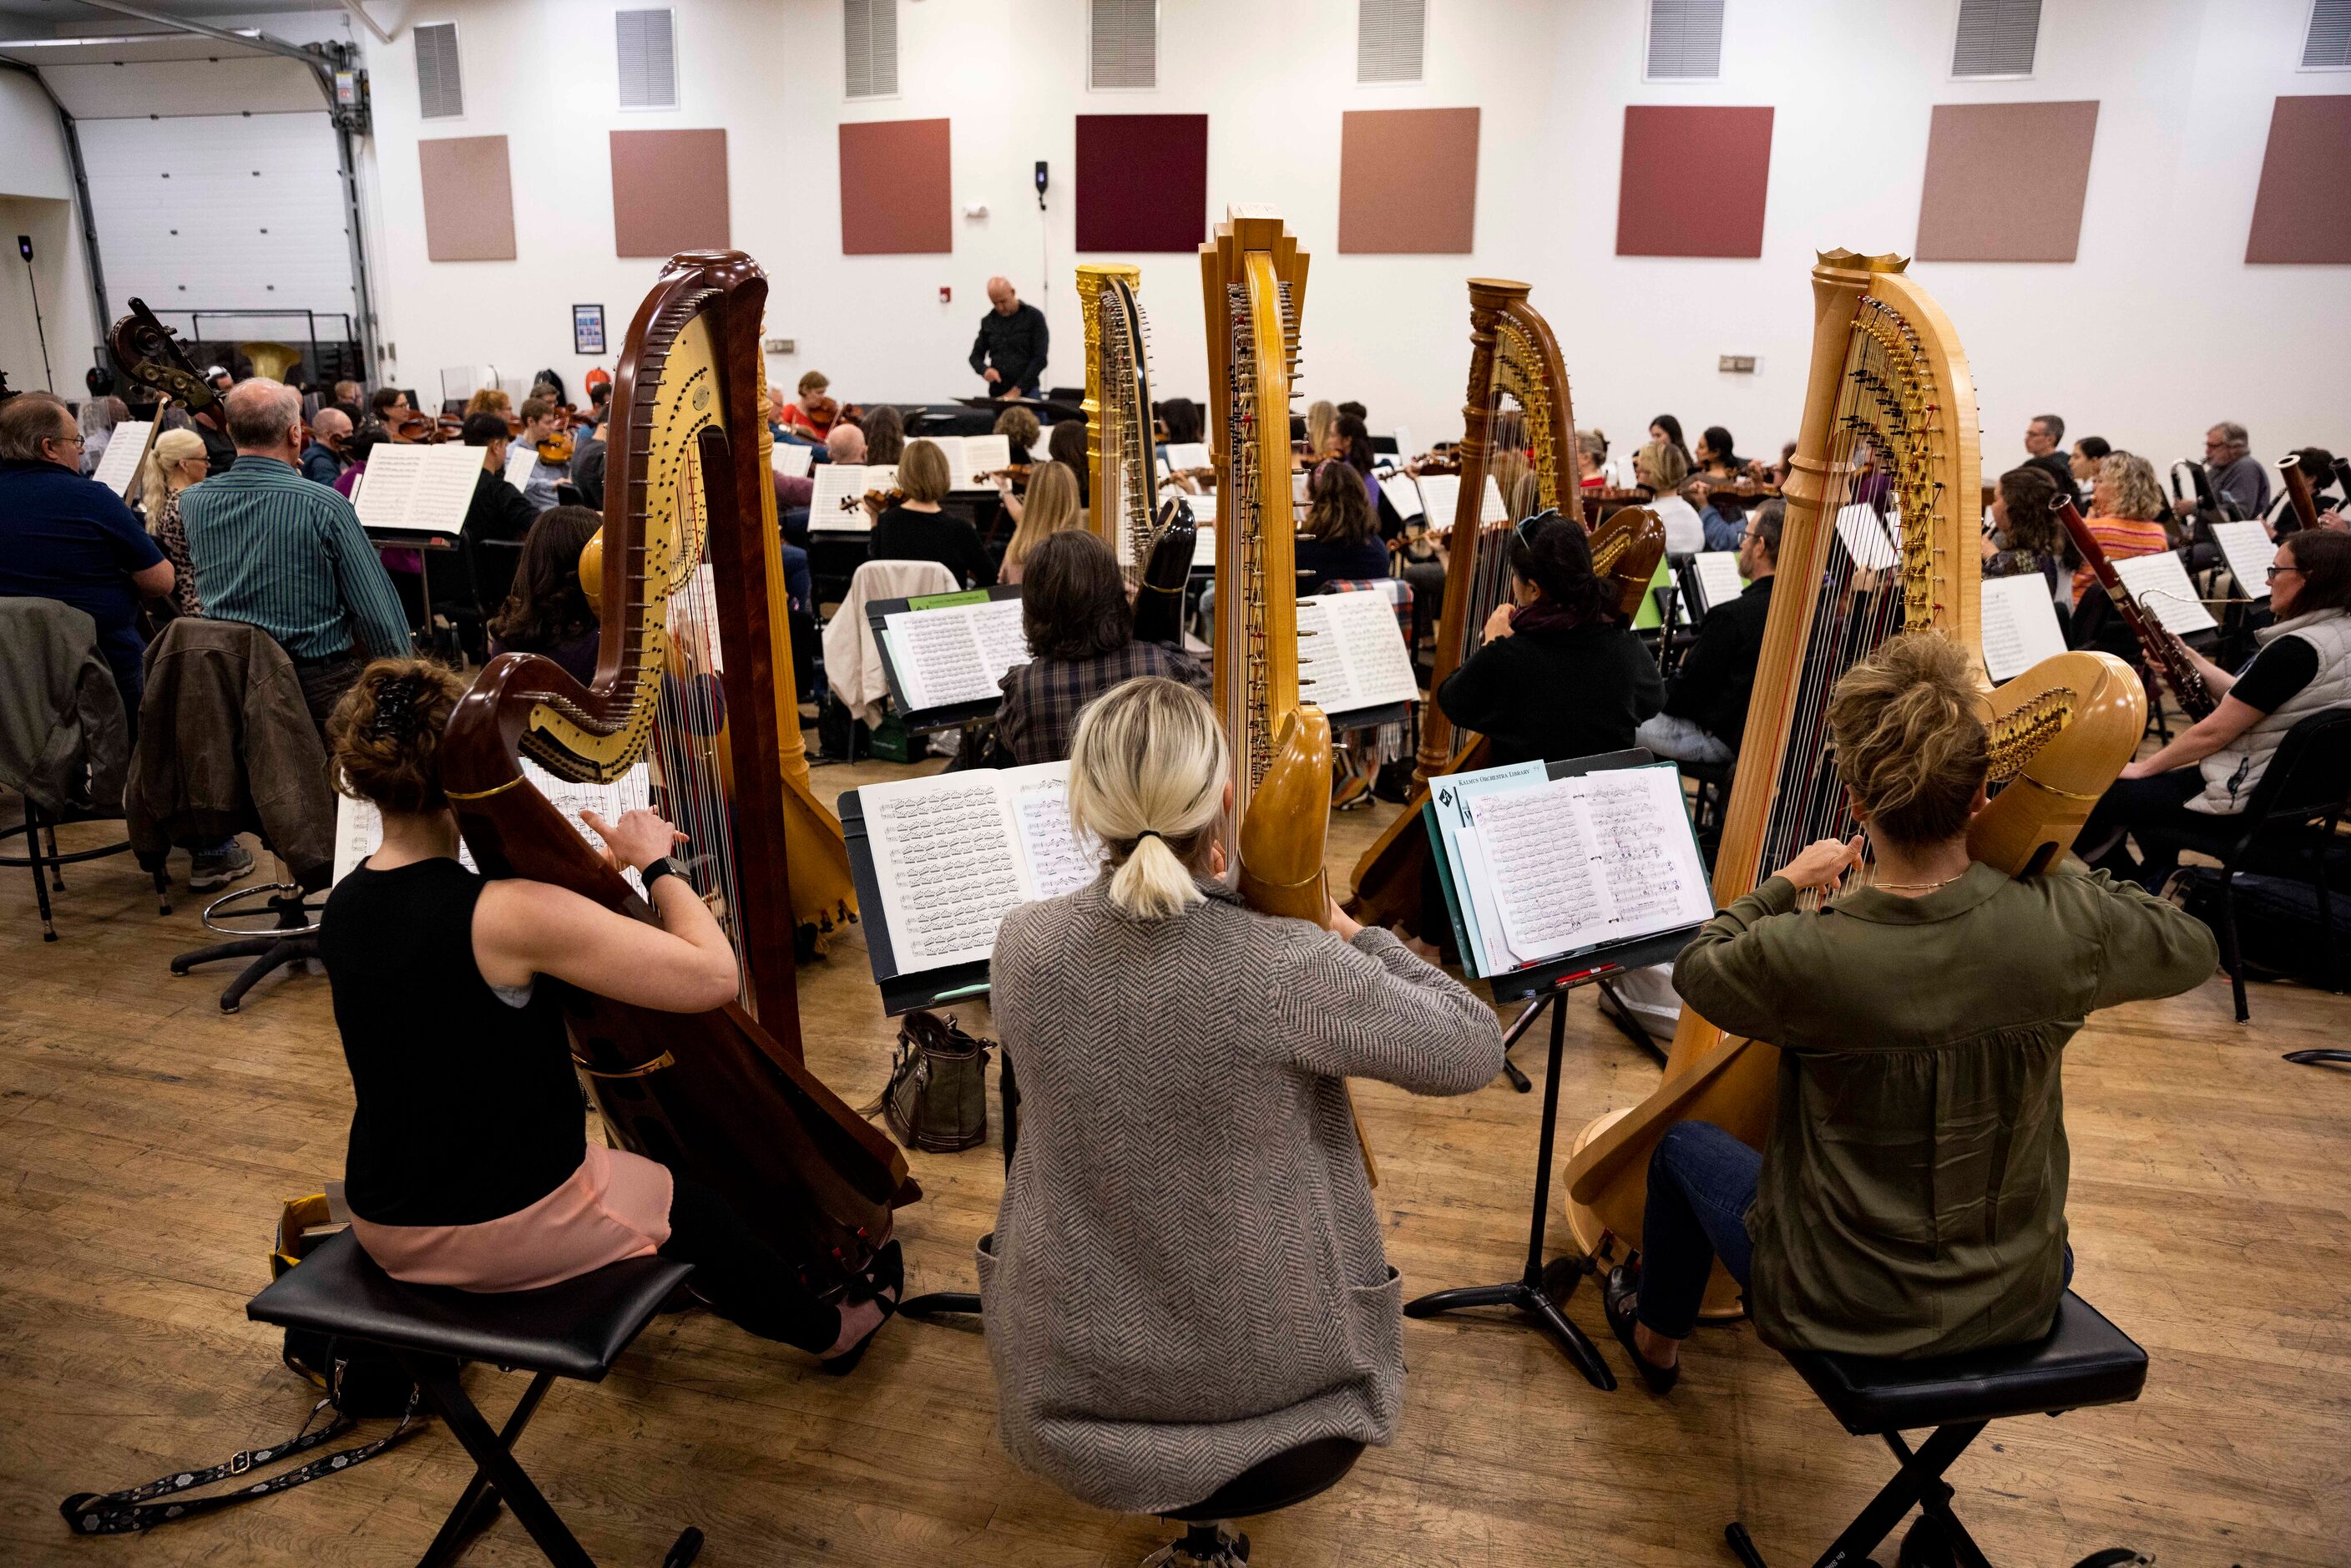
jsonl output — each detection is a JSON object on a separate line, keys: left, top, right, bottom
{"left": 1076, "top": 261, "right": 1140, "bottom": 554}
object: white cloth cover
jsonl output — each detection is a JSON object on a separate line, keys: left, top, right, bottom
{"left": 821, "top": 558, "right": 960, "bottom": 727}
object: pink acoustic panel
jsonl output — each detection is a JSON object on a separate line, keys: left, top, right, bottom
{"left": 838, "top": 119, "right": 953, "bottom": 255}
{"left": 2247, "top": 95, "right": 2351, "bottom": 264}
{"left": 1917, "top": 102, "right": 2099, "bottom": 262}
{"left": 1338, "top": 108, "right": 1480, "bottom": 254}
{"left": 1075, "top": 114, "right": 1208, "bottom": 252}
{"left": 1616, "top": 106, "right": 1773, "bottom": 259}
{"left": 610, "top": 129, "right": 730, "bottom": 257}
{"left": 418, "top": 135, "right": 515, "bottom": 262}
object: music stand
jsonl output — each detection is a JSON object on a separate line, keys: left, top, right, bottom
{"left": 863, "top": 584, "right": 1024, "bottom": 737}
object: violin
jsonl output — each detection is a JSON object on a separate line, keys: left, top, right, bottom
{"left": 839, "top": 487, "right": 908, "bottom": 513}
{"left": 1160, "top": 465, "right": 1216, "bottom": 487}
{"left": 979, "top": 463, "right": 1033, "bottom": 485}
{"left": 535, "top": 430, "right": 575, "bottom": 466}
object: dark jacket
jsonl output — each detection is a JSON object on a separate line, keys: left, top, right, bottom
{"left": 571, "top": 435, "right": 608, "bottom": 510}
{"left": 0, "top": 596, "right": 130, "bottom": 817}
{"left": 463, "top": 464, "right": 538, "bottom": 546}
{"left": 300, "top": 441, "right": 343, "bottom": 487}
{"left": 2024, "top": 453, "right": 2077, "bottom": 508}
{"left": 968, "top": 301, "right": 1049, "bottom": 397}
{"left": 196, "top": 414, "right": 237, "bottom": 476}
{"left": 126, "top": 617, "right": 333, "bottom": 886}
{"left": 1435, "top": 616, "right": 1663, "bottom": 767}
{"left": 870, "top": 504, "right": 994, "bottom": 588}
{"left": 1295, "top": 534, "right": 1391, "bottom": 592}
{"left": 997, "top": 639, "right": 1207, "bottom": 766}
{"left": 0, "top": 456, "right": 168, "bottom": 707}
{"left": 1661, "top": 572, "right": 1775, "bottom": 746}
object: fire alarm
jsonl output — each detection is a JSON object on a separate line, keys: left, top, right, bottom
{"left": 939, "top": 286, "right": 951, "bottom": 304}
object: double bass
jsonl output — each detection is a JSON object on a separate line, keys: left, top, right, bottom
{"left": 108, "top": 297, "right": 221, "bottom": 418}
{"left": 442, "top": 250, "right": 913, "bottom": 1296}
{"left": 1348, "top": 280, "right": 1666, "bottom": 934}
{"left": 1561, "top": 251, "right": 2146, "bottom": 1313}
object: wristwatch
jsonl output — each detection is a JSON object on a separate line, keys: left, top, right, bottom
{"left": 638, "top": 856, "right": 684, "bottom": 890}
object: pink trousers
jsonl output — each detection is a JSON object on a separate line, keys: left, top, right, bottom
{"left": 351, "top": 1144, "right": 675, "bottom": 1292}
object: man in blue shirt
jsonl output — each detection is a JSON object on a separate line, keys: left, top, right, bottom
{"left": 299, "top": 406, "right": 351, "bottom": 487}
{"left": 180, "top": 379, "right": 412, "bottom": 730}
{"left": 0, "top": 392, "right": 175, "bottom": 715}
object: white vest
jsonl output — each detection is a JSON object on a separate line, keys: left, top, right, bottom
{"left": 2191, "top": 607, "right": 2351, "bottom": 813}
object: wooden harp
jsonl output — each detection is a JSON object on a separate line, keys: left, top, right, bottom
{"left": 1561, "top": 251, "right": 2145, "bottom": 1308}
{"left": 1080, "top": 261, "right": 1196, "bottom": 641}
{"left": 1348, "top": 280, "right": 1665, "bottom": 933}
{"left": 442, "top": 250, "right": 917, "bottom": 1297}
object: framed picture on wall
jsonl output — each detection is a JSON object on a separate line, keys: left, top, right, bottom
{"left": 573, "top": 304, "right": 607, "bottom": 357}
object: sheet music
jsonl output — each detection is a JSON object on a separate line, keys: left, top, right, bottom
{"left": 1380, "top": 474, "right": 1425, "bottom": 521}
{"left": 2212, "top": 520, "right": 2274, "bottom": 602}
{"left": 808, "top": 463, "right": 872, "bottom": 532}
{"left": 438, "top": 365, "right": 481, "bottom": 405}
{"left": 1163, "top": 442, "right": 1211, "bottom": 473}
{"left": 962, "top": 433, "right": 1010, "bottom": 483}
{"left": 924, "top": 436, "right": 968, "bottom": 488}
{"left": 1296, "top": 592, "right": 1418, "bottom": 719}
{"left": 1580, "top": 767, "right": 1711, "bottom": 933}
{"left": 859, "top": 773, "right": 1031, "bottom": 969}
{"left": 1415, "top": 474, "right": 1461, "bottom": 531}
{"left": 881, "top": 595, "right": 1031, "bottom": 711}
{"left": 1185, "top": 491, "right": 1216, "bottom": 525}
{"left": 1479, "top": 475, "right": 1507, "bottom": 524}
{"left": 1835, "top": 502, "right": 1899, "bottom": 569}
{"left": 1292, "top": 471, "right": 1311, "bottom": 506}
{"left": 353, "top": 442, "right": 480, "bottom": 535}
{"left": 1192, "top": 524, "right": 1216, "bottom": 569}
{"left": 1979, "top": 572, "right": 2068, "bottom": 682}
{"left": 1690, "top": 551, "right": 1747, "bottom": 615}
{"left": 521, "top": 758, "right": 653, "bottom": 897}
{"left": 1429, "top": 760, "right": 1548, "bottom": 975}
{"left": 1476, "top": 785, "right": 1603, "bottom": 960}
{"left": 503, "top": 445, "right": 537, "bottom": 493}
{"left": 2111, "top": 549, "right": 2217, "bottom": 634}
{"left": 92, "top": 420, "right": 154, "bottom": 497}
{"left": 1012, "top": 772, "right": 1098, "bottom": 899}
{"left": 771, "top": 442, "right": 815, "bottom": 479}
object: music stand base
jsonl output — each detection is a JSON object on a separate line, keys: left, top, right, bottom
{"left": 1404, "top": 1272, "right": 1613, "bottom": 1390}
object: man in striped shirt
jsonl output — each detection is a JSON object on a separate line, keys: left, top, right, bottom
{"left": 181, "top": 379, "right": 412, "bottom": 730}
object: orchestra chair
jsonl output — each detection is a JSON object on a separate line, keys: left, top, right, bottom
{"left": 247, "top": 1229, "right": 702, "bottom": 1568}
{"left": 2140, "top": 706, "right": 2351, "bottom": 1025}
{"left": 1683, "top": 756, "right": 1735, "bottom": 869}
{"left": 1141, "top": 1436, "right": 1366, "bottom": 1568}
{"left": 1725, "top": 1292, "right": 2148, "bottom": 1568}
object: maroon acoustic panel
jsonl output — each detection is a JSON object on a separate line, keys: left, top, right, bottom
{"left": 838, "top": 119, "right": 953, "bottom": 255}
{"left": 2246, "top": 95, "right": 2351, "bottom": 264}
{"left": 1917, "top": 102, "right": 2099, "bottom": 262}
{"left": 1616, "top": 105, "right": 1773, "bottom": 259}
{"left": 1074, "top": 114, "right": 1207, "bottom": 252}
{"left": 1338, "top": 108, "right": 1480, "bottom": 254}
{"left": 610, "top": 129, "right": 730, "bottom": 258}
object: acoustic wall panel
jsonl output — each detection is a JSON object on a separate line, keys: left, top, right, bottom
{"left": 418, "top": 135, "right": 516, "bottom": 262}
{"left": 2246, "top": 95, "right": 2351, "bottom": 265}
{"left": 1337, "top": 108, "right": 1479, "bottom": 254}
{"left": 1916, "top": 101, "right": 2097, "bottom": 262}
{"left": 838, "top": 119, "right": 953, "bottom": 254}
{"left": 610, "top": 129, "right": 729, "bottom": 257}
{"left": 1615, "top": 105, "right": 1772, "bottom": 258}
{"left": 1074, "top": 114, "right": 1207, "bottom": 252}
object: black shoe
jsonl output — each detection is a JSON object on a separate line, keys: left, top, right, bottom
{"left": 1603, "top": 1264, "right": 1680, "bottom": 1394}
{"left": 188, "top": 840, "right": 255, "bottom": 891}
{"left": 820, "top": 1241, "right": 902, "bottom": 1376}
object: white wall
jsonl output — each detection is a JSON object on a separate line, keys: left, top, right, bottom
{"left": 351, "top": 0, "right": 2349, "bottom": 474}
{"left": 0, "top": 71, "right": 102, "bottom": 395}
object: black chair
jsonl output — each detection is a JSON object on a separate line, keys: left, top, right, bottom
{"left": 1726, "top": 1292, "right": 2148, "bottom": 1568}
{"left": 1684, "top": 756, "right": 1736, "bottom": 868}
{"left": 3, "top": 796, "right": 172, "bottom": 940}
{"left": 247, "top": 1230, "right": 701, "bottom": 1568}
{"left": 1144, "top": 1436, "right": 1365, "bottom": 1567}
{"left": 2141, "top": 706, "right": 2351, "bottom": 1023}
{"left": 172, "top": 873, "right": 326, "bottom": 1014}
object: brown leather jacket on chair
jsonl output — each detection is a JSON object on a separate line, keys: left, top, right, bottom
{"left": 126, "top": 618, "right": 334, "bottom": 886}
{"left": 0, "top": 596, "right": 131, "bottom": 817}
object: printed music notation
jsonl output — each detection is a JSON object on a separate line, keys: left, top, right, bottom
{"left": 353, "top": 441, "right": 482, "bottom": 536}
{"left": 2110, "top": 549, "right": 2219, "bottom": 635}
{"left": 90, "top": 421, "right": 154, "bottom": 497}
{"left": 1295, "top": 591, "right": 1418, "bottom": 721}
{"left": 1689, "top": 550, "right": 1748, "bottom": 617}
{"left": 1979, "top": 573, "right": 2068, "bottom": 684}
{"left": 1012, "top": 774, "right": 1097, "bottom": 900}
{"left": 331, "top": 759, "right": 650, "bottom": 895}
{"left": 880, "top": 594, "right": 1031, "bottom": 712}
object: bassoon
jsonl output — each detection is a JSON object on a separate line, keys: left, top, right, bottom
{"left": 2053, "top": 494, "right": 2215, "bottom": 721}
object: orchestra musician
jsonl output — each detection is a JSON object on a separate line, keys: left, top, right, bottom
{"left": 367, "top": 385, "right": 411, "bottom": 434}
{"left": 994, "top": 532, "right": 1206, "bottom": 766}
{"left": 979, "top": 675, "right": 1503, "bottom": 1515}
{"left": 316, "top": 660, "right": 901, "bottom": 1369}
{"left": 867, "top": 438, "right": 993, "bottom": 587}
{"left": 515, "top": 396, "right": 567, "bottom": 512}
{"left": 993, "top": 403, "right": 1041, "bottom": 467}
{"left": 996, "top": 458, "right": 1082, "bottom": 585}
{"left": 1637, "top": 500, "right": 1780, "bottom": 767}
{"left": 1296, "top": 461, "right": 1388, "bottom": 591}
{"left": 776, "top": 370, "right": 841, "bottom": 444}
{"left": 1601, "top": 632, "right": 2215, "bottom": 1391}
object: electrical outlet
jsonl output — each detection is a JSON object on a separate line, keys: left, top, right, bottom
{"left": 764, "top": 337, "right": 795, "bottom": 354}
{"left": 1718, "top": 354, "right": 1757, "bottom": 373}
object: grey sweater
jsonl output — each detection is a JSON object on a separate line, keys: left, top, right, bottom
{"left": 981, "top": 878, "right": 1504, "bottom": 1514}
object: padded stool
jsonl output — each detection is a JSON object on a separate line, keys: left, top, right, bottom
{"left": 1726, "top": 1292, "right": 2148, "bottom": 1568}
{"left": 247, "top": 1230, "right": 700, "bottom": 1568}
{"left": 1145, "top": 1436, "right": 1366, "bottom": 1567}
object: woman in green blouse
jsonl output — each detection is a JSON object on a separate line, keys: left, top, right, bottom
{"left": 1605, "top": 632, "right": 2217, "bottom": 1393}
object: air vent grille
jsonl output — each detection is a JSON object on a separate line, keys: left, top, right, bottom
{"left": 846, "top": 0, "right": 899, "bottom": 98}
{"left": 2304, "top": 0, "right": 2351, "bottom": 68}
{"left": 617, "top": 9, "right": 677, "bottom": 109}
{"left": 1952, "top": 0, "right": 2041, "bottom": 78}
{"left": 1646, "top": 0, "right": 1724, "bottom": 80}
{"left": 415, "top": 23, "right": 462, "bottom": 120}
{"left": 1090, "top": 0, "right": 1156, "bottom": 90}
{"left": 1358, "top": 0, "right": 1426, "bottom": 84}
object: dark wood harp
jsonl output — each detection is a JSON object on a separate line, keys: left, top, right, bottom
{"left": 1562, "top": 251, "right": 2145, "bottom": 1313}
{"left": 1080, "top": 260, "right": 1198, "bottom": 641}
{"left": 442, "top": 250, "right": 917, "bottom": 1297}
{"left": 1347, "top": 279, "right": 1666, "bottom": 932}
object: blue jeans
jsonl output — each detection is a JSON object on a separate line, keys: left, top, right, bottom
{"left": 780, "top": 544, "right": 811, "bottom": 612}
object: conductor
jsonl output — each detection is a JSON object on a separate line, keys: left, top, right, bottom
{"left": 970, "top": 276, "right": 1049, "bottom": 401}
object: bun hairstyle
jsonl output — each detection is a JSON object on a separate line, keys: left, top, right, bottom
{"left": 1504, "top": 510, "right": 1606, "bottom": 627}
{"left": 327, "top": 658, "right": 468, "bottom": 816}
{"left": 1826, "top": 631, "right": 1989, "bottom": 852}
{"left": 1066, "top": 676, "right": 1230, "bottom": 920}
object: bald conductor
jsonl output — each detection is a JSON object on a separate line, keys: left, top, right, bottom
{"left": 968, "top": 276, "right": 1049, "bottom": 402}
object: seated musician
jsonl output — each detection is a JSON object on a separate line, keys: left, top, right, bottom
{"left": 1297, "top": 461, "right": 1389, "bottom": 590}
{"left": 867, "top": 438, "right": 993, "bottom": 588}
{"left": 1692, "top": 477, "right": 1745, "bottom": 551}
{"left": 1636, "top": 440, "right": 1704, "bottom": 554}
{"left": 776, "top": 371, "right": 838, "bottom": 444}
{"left": 487, "top": 504, "right": 602, "bottom": 685}
{"left": 1979, "top": 464, "right": 2070, "bottom": 601}
{"left": 996, "top": 458, "right": 1082, "bottom": 585}
{"left": 995, "top": 531, "right": 1205, "bottom": 766}
{"left": 1638, "top": 499, "right": 1780, "bottom": 766}
{"left": 515, "top": 396, "right": 567, "bottom": 513}
{"left": 982, "top": 675, "right": 1504, "bottom": 1515}
{"left": 1694, "top": 425, "right": 1742, "bottom": 479}
{"left": 1047, "top": 417, "right": 1090, "bottom": 511}
{"left": 2068, "top": 452, "right": 2170, "bottom": 605}
{"left": 1576, "top": 428, "right": 1608, "bottom": 490}
{"left": 993, "top": 403, "right": 1041, "bottom": 466}
{"left": 862, "top": 404, "right": 907, "bottom": 465}
{"left": 464, "top": 387, "right": 512, "bottom": 420}
{"left": 460, "top": 412, "right": 539, "bottom": 545}
{"left": 2079, "top": 529, "right": 2351, "bottom": 890}
{"left": 318, "top": 660, "right": 901, "bottom": 1368}
{"left": 1605, "top": 632, "right": 2216, "bottom": 1392}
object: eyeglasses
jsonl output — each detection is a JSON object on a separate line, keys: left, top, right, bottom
{"left": 2266, "top": 564, "right": 2302, "bottom": 581}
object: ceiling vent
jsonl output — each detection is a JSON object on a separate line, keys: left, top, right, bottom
{"left": 1090, "top": 0, "right": 1157, "bottom": 91}
{"left": 845, "top": 0, "right": 899, "bottom": 99}
{"left": 617, "top": 10, "right": 678, "bottom": 109}
{"left": 415, "top": 22, "right": 462, "bottom": 120}
{"left": 1646, "top": 0, "right": 1724, "bottom": 81}
{"left": 1358, "top": 0, "right": 1426, "bottom": 84}
{"left": 2303, "top": 0, "right": 2351, "bottom": 68}
{"left": 1952, "top": 0, "right": 2042, "bottom": 78}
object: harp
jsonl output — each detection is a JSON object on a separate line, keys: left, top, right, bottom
{"left": 442, "top": 250, "right": 917, "bottom": 1297}
{"left": 1561, "top": 251, "right": 2145, "bottom": 1305}
{"left": 1202, "top": 207, "right": 1378, "bottom": 1183}
{"left": 1080, "top": 261, "right": 1197, "bottom": 642}
{"left": 1347, "top": 280, "right": 1666, "bottom": 932}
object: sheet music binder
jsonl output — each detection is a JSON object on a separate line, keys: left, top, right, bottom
{"left": 865, "top": 584, "right": 1024, "bottom": 734}
{"left": 839, "top": 788, "right": 994, "bottom": 1016}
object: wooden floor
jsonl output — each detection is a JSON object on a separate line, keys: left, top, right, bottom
{"left": 3, "top": 760, "right": 2347, "bottom": 1568}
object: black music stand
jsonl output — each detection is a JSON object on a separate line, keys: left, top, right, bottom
{"left": 863, "top": 584, "right": 1024, "bottom": 737}
{"left": 837, "top": 789, "right": 994, "bottom": 1018}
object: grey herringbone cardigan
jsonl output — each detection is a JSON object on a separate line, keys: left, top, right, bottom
{"left": 981, "top": 877, "right": 1504, "bottom": 1514}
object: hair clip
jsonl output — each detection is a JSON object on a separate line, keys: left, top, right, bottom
{"left": 367, "top": 674, "right": 429, "bottom": 741}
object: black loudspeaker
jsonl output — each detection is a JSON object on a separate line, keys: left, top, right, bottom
{"left": 1034, "top": 160, "right": 1049, "bottom": 210}
{"left": 15, "top": 234, "right": 30, "bottom": 262}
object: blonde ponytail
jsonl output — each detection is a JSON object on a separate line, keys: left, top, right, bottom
{"left": 140, "top": 428, "right": 209, "bottom": 532}
{"left": 1066, "top": 676, "right": 1229, "bottom": 920}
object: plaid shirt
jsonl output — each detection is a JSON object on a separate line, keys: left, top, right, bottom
{"left": 997, "top": 639, "right": 1209, "bottom": 766}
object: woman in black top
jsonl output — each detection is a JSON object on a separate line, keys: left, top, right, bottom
{"left": 867, "top": 438, "right": 993, "bottom": 587}
{"left": 487, "top": 504, "right": 601, "bottom": 685}
{"left": 1295, "top": 462, "right": 1390, "bottom": 590}
{"left": 318, "top": 660, "right": 900, "bottom": 1368}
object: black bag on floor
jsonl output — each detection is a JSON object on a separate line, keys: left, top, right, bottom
{"left": 2174, "top": 867, "right": 2351, "bottom": 988}
{"left": 874, "top": 1010, "right": 993, "bottom": 1153}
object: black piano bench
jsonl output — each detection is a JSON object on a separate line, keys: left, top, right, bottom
{"left": 1725, "top": 1292, "right": 2150, "bottom": 1568}
{"left": 246, "top": 1229, "right": 701, "bottom": 1568}
{"left": 1145, "top": 1435, "right": 1366, "bottom": 1568}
